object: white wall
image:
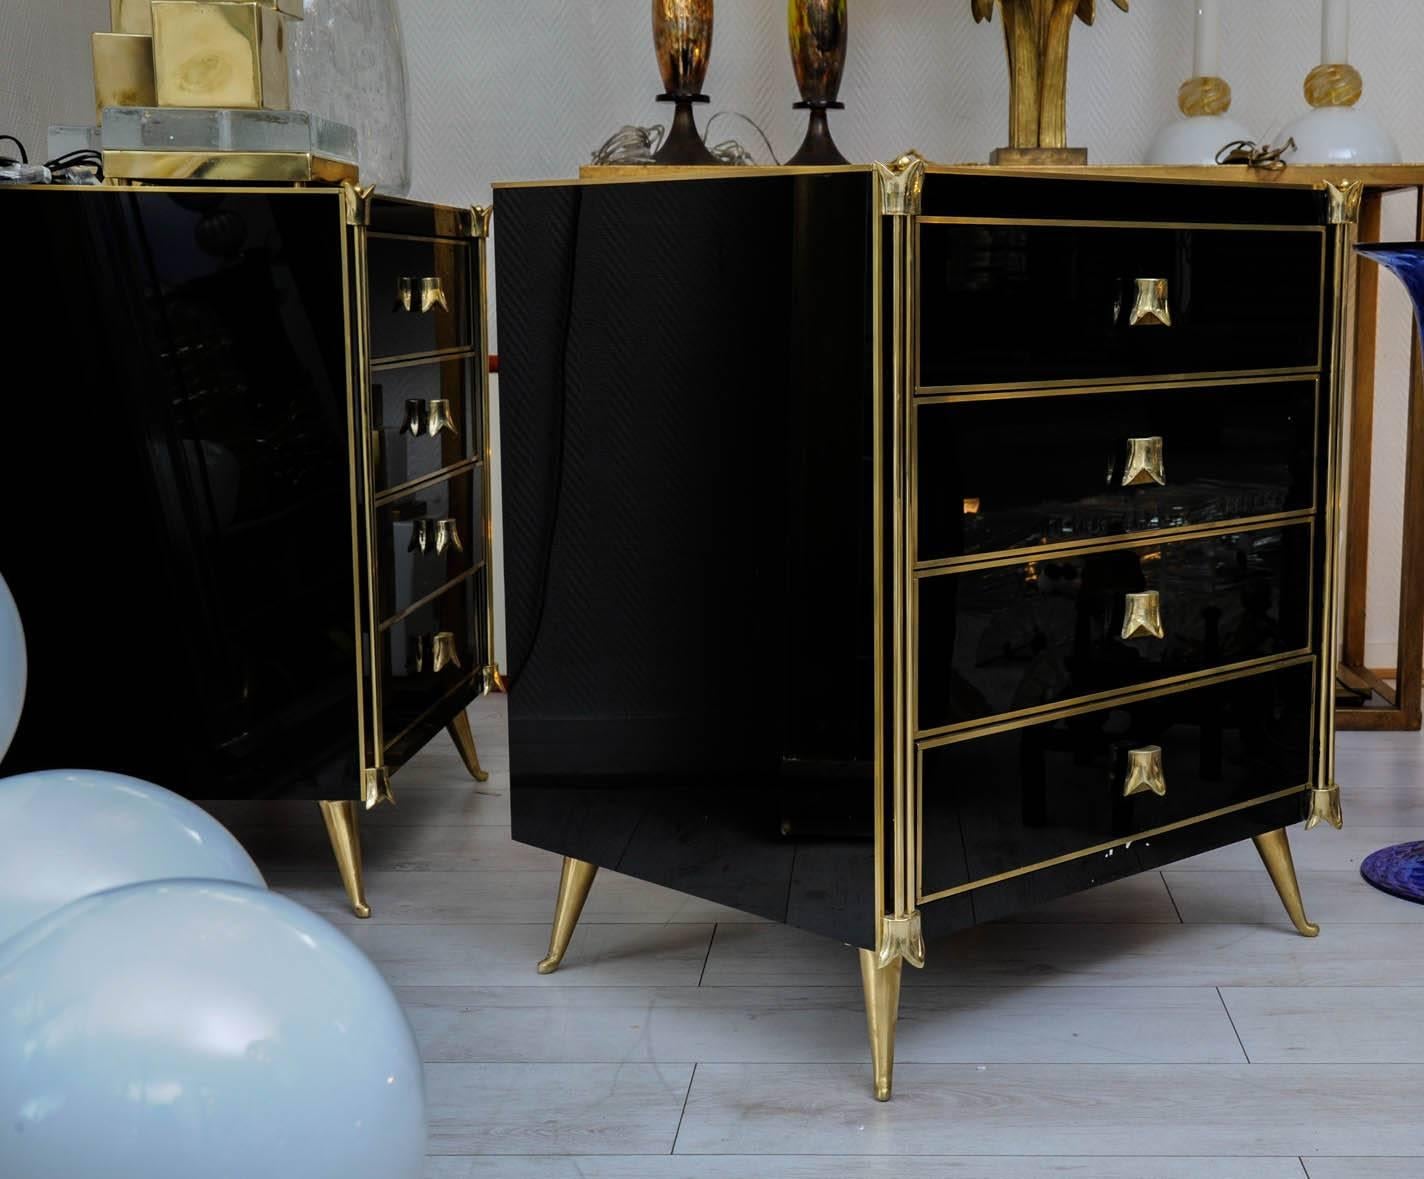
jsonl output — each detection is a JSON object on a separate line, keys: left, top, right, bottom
{"left": 5, "top": 0, "right": 1421, "bottom": 668}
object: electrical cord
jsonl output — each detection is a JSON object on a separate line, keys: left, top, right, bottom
{"left": 0, "top": 134, "right": 28, "bottom": 165}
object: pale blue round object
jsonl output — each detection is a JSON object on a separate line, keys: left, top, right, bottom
{"left": 0, "top": 769, "right": 265, "bottom": 945}
{"left": 0, "top": 880, "right": 426, "bottom": 1179}
{"left": 0, "top": 572, "right": 25, "bottom": 763}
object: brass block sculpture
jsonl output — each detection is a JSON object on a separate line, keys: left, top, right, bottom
{"left": 92, "top": 32, "right": 157, "bottom": 118}
{"left": 973, "top": 0, "right": 1128, "bottom": 165}
{"left": 152, "top": 1, "right": 290, "bottom": 110}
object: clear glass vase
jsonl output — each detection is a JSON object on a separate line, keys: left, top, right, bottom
{"left": 288, "top": 0, "right": 410, "bottom": 194}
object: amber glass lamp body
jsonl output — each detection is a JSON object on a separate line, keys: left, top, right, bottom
{"left": 788, "top": 0, "right": 849, "bottom": 165}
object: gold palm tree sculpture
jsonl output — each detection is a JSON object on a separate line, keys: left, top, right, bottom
{"left": 973, "top": 0, "right": 1128, "bottom": 163}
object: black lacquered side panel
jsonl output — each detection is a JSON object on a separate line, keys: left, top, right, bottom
{"left": 496, "top": 173, "right": 879, "bottom": 946}
{"left": 918, "top": 223, "right": 1323, "bottom": 388}
{"left": 0, "top": 188, "right": 357, "bottom": 800}
{"left": 381, "top": 574, "right": 482, "bottom": 748}
{"left": 917, "top": 524, "right": 1312, "bottom": 731}
{"left": 376, "top": 471, "right": 481, "bottom": 619}
{"left": 918, "top": 661, "right": 1314, "bottom": 899}
{"left": 916, "top": 379, "right": 1317, "bottom": 561}
{"left": 371, "top": 359, "right": 478, "bottom": 492}
{"left": 366, "top": 236, "right": 472, "bottom": 360}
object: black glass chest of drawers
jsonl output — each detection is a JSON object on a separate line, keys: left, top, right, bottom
{"left": 494, "top": 159, "right": 1358, "bottom": 1100}
{"left": 0, "top": 183, "right": 500, "bottom": 917}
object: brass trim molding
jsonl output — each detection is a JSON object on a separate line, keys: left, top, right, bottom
{"left": 915, "top": 368, "right": 1319, "bottom": 403}
{"left": 369, "top": 231, "right": 473, "bottom": 249}
{"left": 1325, "top": 179, "right": 1366, "bottom": 226}
{"left": 875, "top": 911, "right": 925, "bottom": 970}
{"left": 470, "top": 204, "right": 493, "bottom": 240}
{"left": 375, "top": 458, "right": 484, "bottom": 506}
{"left": 916, "top": 511, "right": 1315, "bottom": 577}
{"left": 104, "top": 150, "right": 358, "bottom": 184}
{"left": 917, "top": 652, "right": 1317, "bottom": 748}
{"left": 342, "top": 181, "right": 375, "bottom": 227}
{"left": 918, "top": 783, "right": 1308, "bottom": 905}
{"left": 362, "top": 766, "right": 393, "bottom": 809}
{"left": 874, "top": 150, "right": 926, "bottom": 217}
{"left": 378, "top": 563, "right": 484, "bottom": 632}
{"left": 919, "top": 215, "right": 1327, "bottom": 236}
{"left": 372, "top": 345, "right": 478, "bottom": 370}
{"left": 1306, "top": 783, "right": 1344, "bottom": 830}
{"left": 917, "top": 366, "right": 1321, "bottom": 398}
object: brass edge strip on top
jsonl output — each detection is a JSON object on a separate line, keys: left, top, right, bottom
{"left": 916, "top": 783, "right": 1308, "bottom": 905}
{"left": 914, "top": 370, "right": 1318, "bottom": 404}
{"left": 915, "top": 647, "right": 1315, "bottom": 743}
{"left": 368, "top": 350, "right": 477, "bottom": 375}
{"left": 374, "top": 457, "right": 484, "bottom": 506}
{"left": 381, "top": 665, "right": 484, "bottom": 755}
{"left": 7, "top": 183, "right": 344, "bottom": 197}
{"left": 918, "top": 215, "right": 1326, "bottom": 234}
{"left": 916, "top": 509, "right": 1316, "bottom": 576}
{"left": 378, "top": 563, "right": 485, "bottom": 632}
{"left": 367, "top": 231, "right": 472, "bottom": 248}
{"left": 917, "top": 652, "right": 1316, "bottom": 750}
{"left": 372, "top": 345, "right": 477, "bottom": 371}
{"left": 493, "top": 164, "right": 874, "bottom": 190}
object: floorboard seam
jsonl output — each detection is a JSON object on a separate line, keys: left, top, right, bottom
{"left": 697, "top": 924, "right": 717, "bottom": 987}
{"left": 1160, "top": 871, "right": 1185, "bottom": 922}
{"left": 1216, "top": 987, "right": 1251, "bottom": 1063}
{"left": 669, "top": 1062, "right": 697, "bottom": 1155}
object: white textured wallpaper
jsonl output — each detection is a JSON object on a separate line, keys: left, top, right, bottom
{"left": 3, "top": 0, "right": 1421, "bottom": 666}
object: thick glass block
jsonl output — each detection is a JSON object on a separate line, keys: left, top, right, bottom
{"left": 100, "top": 107, "right": 357, "bottom": 163}
{"left": 47, "top": 125, "right": 102, "bottom": 159}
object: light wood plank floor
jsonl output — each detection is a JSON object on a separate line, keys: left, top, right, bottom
{"left": 209, "top": 697, "right": 1424, "bottom": 1178}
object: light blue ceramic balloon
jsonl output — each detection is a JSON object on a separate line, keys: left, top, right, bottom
{"left": 0, "top": 880, "right": 426, "bottom": 1179}
{"left": 0, "top": 571, "right": 24, "bottom": 762}
{"left": 0, "top": 770, "right": 265, "bottom": 945}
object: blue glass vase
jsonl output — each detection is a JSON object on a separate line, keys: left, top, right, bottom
{"left": 1354, "top": 241, "right": 1424, "bottom": 904}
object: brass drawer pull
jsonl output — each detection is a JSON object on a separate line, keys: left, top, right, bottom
{"left": 408, "top": 518, "right": 464, "bottom": 556}
{"left": 1123, "top": 745, "right": 1167, "bottom": 798}
{"left": 1121, "top": 590, "right": 1164, "bottom": 640}
{"left": 1128, "top": 277, "right": 1172, "bottom": 327}
{"left": 413, "top": 631, "right": 461, "bottom": 674}
{"left": 401, "top": 398, "right": 459, "bottom": 439}
{"left": 395, "top": 276, "right": 450, "bottom": 314}
{"left": 1122, "top": 436, "right": 1166, "bottom": 487}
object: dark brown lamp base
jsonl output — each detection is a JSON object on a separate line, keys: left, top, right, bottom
{"left": 788, "top": 102, "right": 847, "bottom": 166}
{"left": 990, "top": 145, "right": 1089, "bottom": 166}
{"left": 654, "top": 94, "right": 718, "bottom": 166}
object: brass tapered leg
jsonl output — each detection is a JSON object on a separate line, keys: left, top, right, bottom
{"left": 319, "top": 800, "right": 371, "bottom": 919}
{"left": 536, "top": 857, "right": 598, "bottom": 975}
{"left": 1252, "top": 828, "right": 1319, "bottom": 937}
{"left": 858, "top": 947, "right": 903, "bottom": 1102}
{"left": 446, "top": 709, "right": 489, "bottom": 782}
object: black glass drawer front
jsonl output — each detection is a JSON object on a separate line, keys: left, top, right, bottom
{"left": 371, "top": 359, "right": 479, "bottom": 492}
{"left": 377, "top": 471, "right": 482, "bottom": 619}
{"left": 917, "top": 379, "right": 1316, "bottom": 561}
{"left": 918, "top": 222, "right": 1323, "bottom": 389}
{"left": 917, "top": 525, "right": 1312, "bottom": 732}
{"left": 367, "top": 236, "right": 473, "bottom": 360}
{"left": 381, "top": 575, "right": 483, "bottom": 746}
{"left": 918, "top": 661, "right": 1314, "bottom": 899}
